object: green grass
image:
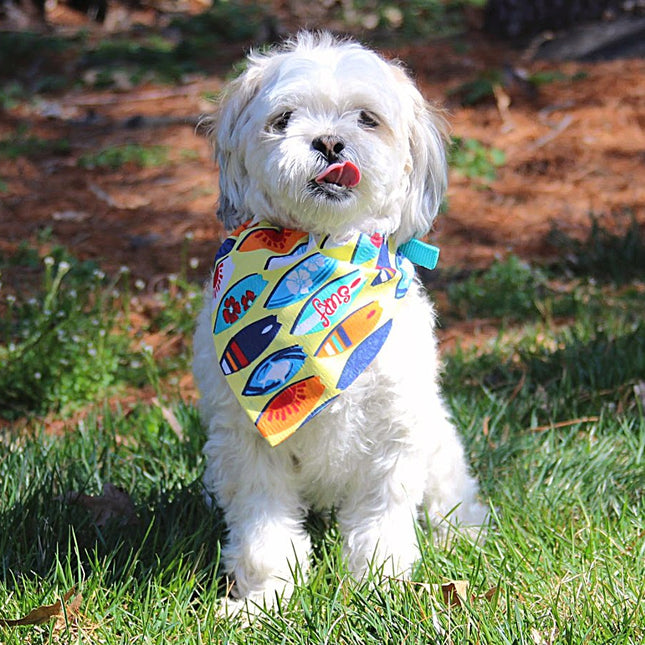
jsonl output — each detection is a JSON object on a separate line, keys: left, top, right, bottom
{"left": 78, "top": 144, "right": 171, "bottom": 170}
{"left": 449, "top": 136, "right": 506, "bottom": 184}
{"left": 1, "top": 229, "right": 644, "bottom": 642}
{"left": 0, "top": 126, "right": 71, "bottom": 160}
{"left": 0, "top": 3, "right": 266, "bottom": 99}
{"left": 548, "top": 213, "right": 645, "bottom": 284}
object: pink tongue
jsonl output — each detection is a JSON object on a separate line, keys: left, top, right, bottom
{"left": 315, "top": 161, "right": 361, "bottom": 188}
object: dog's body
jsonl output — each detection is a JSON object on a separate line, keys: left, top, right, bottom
{"left": 194, "top": 32, "right": 487, "bottom": 609}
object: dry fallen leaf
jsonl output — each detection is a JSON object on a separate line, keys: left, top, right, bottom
{"left": 152, "top": 396, "right": 184, "bottom": 440}
{"left": 65, "top": 482, "right": 139, "bottom": 527}
{"left": 440, "top": 580, "right": 470, "bottom": 608}
{"left": 410, "top": 579, "right": 499, "bottom": 608}
{"left": 0, "top": 588, "right": 81, "bottom": 627}
{"left": 55, "top": 591, "right": 83, "bottom": 629}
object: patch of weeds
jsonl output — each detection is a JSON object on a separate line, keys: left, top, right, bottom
{"left": 83, "top": 1, "right": 266, "bottom": 87}
{"left": 0, "top": 249, "right": 147, "bottom": 419}
{"left": 78, "top": 144, "right": 169, "bottom": 170}
{"left": 447, "top": 69, "right": 502, "bottom": 105}
{"left": 172, "top": 0, "right": 267, "bottom": 43}
{"left": 529, "top": 69, "right": 588, "bottom": 85}
{"left": 337, "top": 0, "right": 480, "bottom": 38}
{"left": 448, "top": 255, "right": 545, "bottom": 320}
{"left": 449, "top": 68, "right": 587, "bottom": 106}
{"left": 0, "top": 32, "right": 76, "bottom": 77}
{"left": 448, "top": 136, "right": 506, "bottom": 184}
{"left": 0, "top": 81, "right": 27, "bottom": 110}
{"left": 150, "top": 277, "right": 202, "bottom": 340}
{"left": 548, "top": 213, "right": 645, "bottom": 283}
{"left": 0, "top": 126, "right": 71, "bottom": 160}
{"left": 82, "top": 37, "right": 199, "bottom": 86}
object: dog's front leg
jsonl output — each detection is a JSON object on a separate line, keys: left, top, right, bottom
{"left": 336, "top": 454, "right": 423, "bottom": 580}
{"left": 203, "top": 432, "right": 311, "bottom": 609}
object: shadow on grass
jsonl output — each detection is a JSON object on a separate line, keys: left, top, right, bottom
{"left": 0, "top": 474, "right": 227, "bottom": 592}
{"left": 445, "top": 320, "right": 645, "bottom": 422}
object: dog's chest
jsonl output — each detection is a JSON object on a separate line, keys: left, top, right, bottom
{"left": 284, "top": 408, "right": 365, "bottom": 508}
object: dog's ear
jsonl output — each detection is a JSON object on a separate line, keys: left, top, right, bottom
{"left": 395, "top": 66, "right": 449, "bottom": 240}
{"left": 208, "top": 59, "right": 267, "bottom": 230}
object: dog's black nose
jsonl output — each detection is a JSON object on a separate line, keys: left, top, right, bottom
{"left": 312, "top": 135, "right": 345, "bottom": 162}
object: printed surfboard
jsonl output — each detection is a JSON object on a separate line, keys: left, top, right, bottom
{"left": 256, "top": 375, "right": 326, "bottom": 440}
{"left": 264, "top": 253, "right": 338, "bottom": 309}
{"left": 238, "top": 226, "right": 308, "bottom": 253}
{"left": 242, "top": 345, "right": 307, "bottom": 396}
{"left": 213, "top": 273, "right": 268, "bottom": 333}
{"left": 314, "top": 301, "right": 383, "bottom": 357}
{"left": 290, "top": 270, "right": 365, "bottom": 336}
{"left": 219, "top": 315, "right": 281, "bottom": 376}
{"left": 336, "top": 319, "right": 393, "bottom": 390}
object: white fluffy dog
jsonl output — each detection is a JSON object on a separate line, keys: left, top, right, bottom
{"left": 193, "top": 31, "right": 487, "bottom": 611}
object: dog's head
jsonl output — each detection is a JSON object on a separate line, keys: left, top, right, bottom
{"left": 210, "top": 32, "right": 447, "bottom": 243}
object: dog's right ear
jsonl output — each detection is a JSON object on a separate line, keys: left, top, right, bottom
{"left": 207, "top": 58, "right": 266, "bottom": 230}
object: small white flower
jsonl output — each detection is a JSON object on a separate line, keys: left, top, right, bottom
{"left": 304, "top": 255, "right": 325, "bottom": 273}
{"left": 286, "top": 268, "right": 313, "bottom": 295}
{"left": 34, "top": 372, "right": 42, "bottom": 380}
{"left": 58, "top": 260, "right": 71, "bottom": 271}
{"left": 168, "top": 274, "right": 178, "bottom": 283}
{"left": 185, "top": 231, "right": 194, "bottom": 240}
{"left": 119, "top": 265, "right": 130, "bottom": 274}
{"left": 93, "top": 269, "right": 106, "bottom": 280}
{"left": 88, "top": 348, "right": 97, "bottom": 357}
{"left": 6, "top": 294, "right": 16, "bottom": 304}
{"left": 135, "top": 279, "right": 145, "bottom": 291}
{"left": 44, "top": 256, "right": 55, "bottom": 267}
{"left": 189, "top": 257, "right": 199, "bottom": 269}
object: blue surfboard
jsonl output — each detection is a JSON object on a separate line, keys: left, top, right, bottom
{"left": 336, "top": 319, "right": 393, "bottom": 390}
{"left": 214, "top": 273, "right": 268, "bottom": 333}
{"left": 264, "top": 253, "right": 338, "bottom": 309}
{"left": 242, "top": 345, "right": 307, "bottom": 396}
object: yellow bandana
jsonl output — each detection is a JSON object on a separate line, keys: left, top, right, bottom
{"left": 210, "top": 220, "right": 417, "bottom": 446}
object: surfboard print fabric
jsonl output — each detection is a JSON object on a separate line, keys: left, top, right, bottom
{"left": 210, "top": 219, "right": 417, "bottom": 446}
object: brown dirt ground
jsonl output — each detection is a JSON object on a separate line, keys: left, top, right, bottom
{"left": 1, "top": 11, "right": 644, "bottom": 389}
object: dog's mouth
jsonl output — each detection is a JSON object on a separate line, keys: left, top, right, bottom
{"left": 311, "top": 161, "right": 361, "bottom": 200}
{"left": 315, "top": 161, "right": 361, "bottom": 188}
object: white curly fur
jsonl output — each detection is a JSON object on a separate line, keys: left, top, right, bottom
{"left": 193, "top": 32, "right": 487, "bottom": 612}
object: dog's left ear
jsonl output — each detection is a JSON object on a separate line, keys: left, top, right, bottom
{"left": 395, "top": 66, "right": 449, "bottom": 241}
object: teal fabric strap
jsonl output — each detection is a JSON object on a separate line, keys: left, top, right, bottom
{"left": 398, "top": 239, "right": 440, "bottom": 270}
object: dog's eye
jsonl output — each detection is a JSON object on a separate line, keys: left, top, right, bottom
{"left": 269, "top": 111, "right": 292, "bottom": 133}
{"left": 358, "top": 110, "right": 379, "bottom": 129}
